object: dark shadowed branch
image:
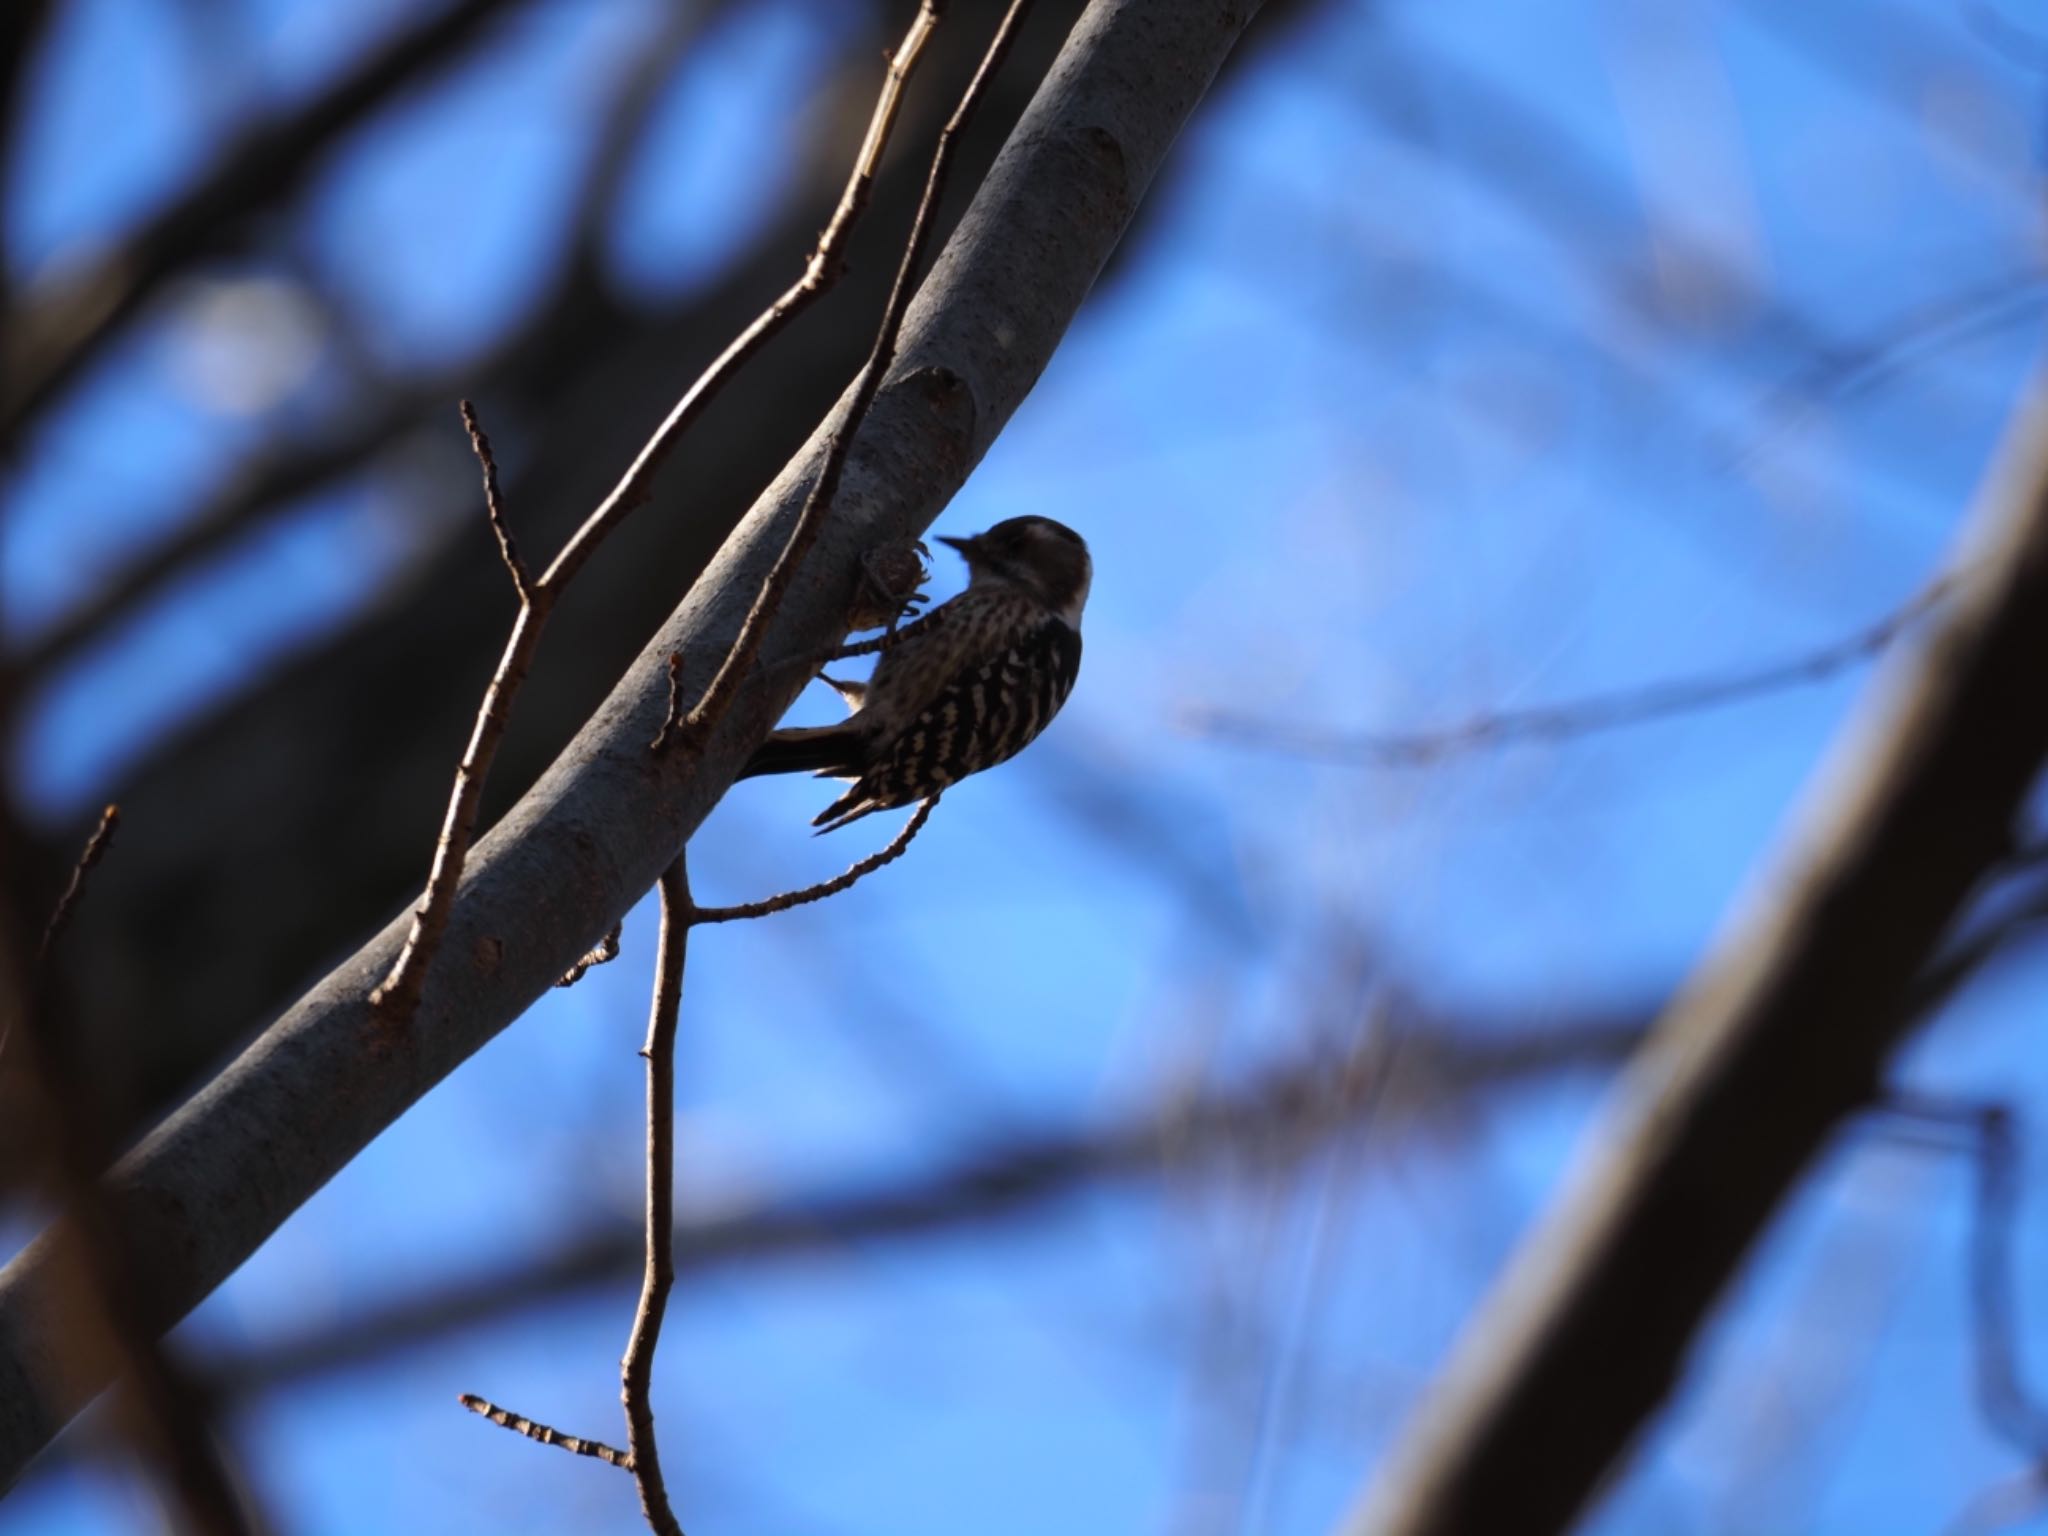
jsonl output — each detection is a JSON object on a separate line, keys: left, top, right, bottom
{"left": 1344, "top": 373, "right": 2048, "bottom": 1535}
{"left": 1, "top": 809, "right": 259, "bottom": 1529}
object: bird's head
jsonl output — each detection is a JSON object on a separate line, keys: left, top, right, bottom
{"left": 938, "top": 516, "right": 1092, "bottom": 628}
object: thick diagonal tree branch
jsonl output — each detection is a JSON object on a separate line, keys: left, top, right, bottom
{"left": 0, "top": 0, "right": 1264, "bottom": 1489}
{"left": 1344, "top": 375, "right": 2048, "bottom": 1535}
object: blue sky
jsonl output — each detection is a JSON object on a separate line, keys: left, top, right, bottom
{"left": 5, "top": 0, "right": 2047, "bottom": 1532}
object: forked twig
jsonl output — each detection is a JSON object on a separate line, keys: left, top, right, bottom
{"left": 690, "top": 797, "right": 939, "bottom": 924}
{"left": 370, "top": 0, "right": 950, "bottom": 1024}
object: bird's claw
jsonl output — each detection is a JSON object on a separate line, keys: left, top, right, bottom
{"left": 847, "top": 538, "right": 932, "bottom": 636}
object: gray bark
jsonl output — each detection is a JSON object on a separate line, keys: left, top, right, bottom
{"left": 0, "top": 0, "right": 1262, "bottom": 1488}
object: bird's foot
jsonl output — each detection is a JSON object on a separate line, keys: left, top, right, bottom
{"left": 845, "top": 538, "right": 931, "bottom": 636}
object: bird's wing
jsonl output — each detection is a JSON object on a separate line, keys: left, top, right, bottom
{"left": 812, "top": 618, "right": 1082, "bottom": 831}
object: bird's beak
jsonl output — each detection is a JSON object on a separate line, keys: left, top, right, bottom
{"left": 936, "top": 533, "right": 981, "bottom": 559}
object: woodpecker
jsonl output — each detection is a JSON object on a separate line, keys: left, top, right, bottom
{"left": 739, "top": 516, "right": 1091, "bottom": 831}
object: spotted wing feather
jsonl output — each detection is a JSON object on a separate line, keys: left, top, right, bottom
{"left": 811, "top": 618, "right": 1082, "bottom": 832}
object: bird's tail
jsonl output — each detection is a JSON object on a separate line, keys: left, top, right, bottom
{"left": 737, "top": 724, "right": 862, "bottom": 781}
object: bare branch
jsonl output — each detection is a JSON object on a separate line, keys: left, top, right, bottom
{"left": 366, "top": 513, "right": 544, "bottom": 1020}
{"left": 458, "top": 1394, "right": 632, "bottom": 1469}
{"left": 649, "top": 651, "right": 690, "bottom": 756}
{"left": 689, "top": 797, "right": 939, "bottom": 925}
{"left": 461, "top": 400, "right": 529, "bottom": 601}
{"left": 1192, "top": 579, "right": 1951, "bottom": 767}
{"left": 1344, "top": 374, "right": 2048, "bottom": 1536}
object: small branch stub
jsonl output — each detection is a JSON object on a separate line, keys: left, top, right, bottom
{"left": 649, "top": 651, "right": 689, "bottom": 755}
{"left": 459, "top": 1394, "right": 633, "bottom": 1469}
{"left": 556, "top": 923, "right": 622, "bottom": 989}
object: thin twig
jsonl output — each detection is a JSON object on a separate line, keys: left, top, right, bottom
{"left": 3, "top": 801, "right": 117, "bottom": 1065}
{"left": 555, "top": 922, "right": 621, "bottom": 989}
{"left": 36, "top": 803, "right": 118, "bottom": 968}
{"left": 368, "top": 3, "right": 947, "bottom": 1023}
{"left": 14, "top": 811, "right": 260, "bottom": 1534}
{"left": 1192, "top": 578, "right": 1953, "bottom": 767}
{"left": 369, "top": 402, "right": 545, "bottom": 1022}
{"left": 461, "top": 399, "right": 529, "bottom": 600}
{"left": 679, "top": 0, "right": 1035, "bottom": 744}
{"left": 690, "top": 797, "right": 937, "bottom": 924}
{"left": 621, "top": 856, "right": 690, "bottom": 1536}
{"left": 458, "top": 1394, "right": 633, "bottom": 1468}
